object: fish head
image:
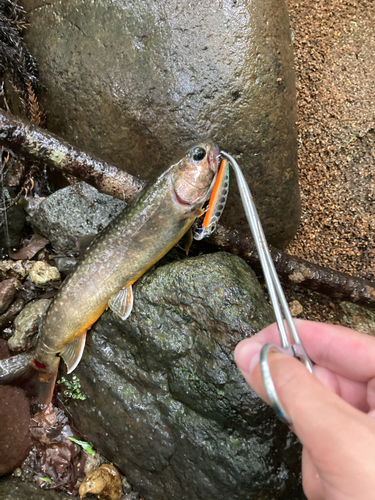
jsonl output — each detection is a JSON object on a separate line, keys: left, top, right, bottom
{"left": 172, "top": 141, "right": 220, "bottom": 212}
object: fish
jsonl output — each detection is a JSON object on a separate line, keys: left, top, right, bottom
{"left": 193, "top": 158, "right": 229, "bottom": 240}
{"left": 0, "top": 142, "right": 220, "bottom": 406}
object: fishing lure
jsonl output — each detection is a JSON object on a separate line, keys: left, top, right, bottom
{"left": 194, "top": 158, "right": 229, "bottom": 240}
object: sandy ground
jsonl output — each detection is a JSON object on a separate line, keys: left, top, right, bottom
{"left": 281, "top": 0, "right": 375, "bottom": 325}
{"left": 286, "top": 0, "right": 375, "bottom": 279}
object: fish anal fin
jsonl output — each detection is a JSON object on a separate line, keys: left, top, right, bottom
{"left": 61, "top": 332, "right": 87, "bottom": 374}
{"left": 109, "top": 284, "right": 133, "bottom": 321}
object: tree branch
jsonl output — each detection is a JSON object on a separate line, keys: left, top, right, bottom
{"left": 1, "top": 109, "right": 374, "bottom": 308}
{"left": 0, "top": 109, "right": 145, "bottom": 202}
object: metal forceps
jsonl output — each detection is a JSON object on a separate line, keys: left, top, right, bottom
{"left": 221, "top": 151, "right": 314, "bottom": 426}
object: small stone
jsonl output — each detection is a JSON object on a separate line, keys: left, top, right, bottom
{"left": 79, "top": 464, "right": 122, "bottom": 500}
{"left": 121, "top": 477, "right": 132, "bottom": 494}
{"left": 0, "top": 298, "right": 24, "bottom": 329}
{"left": 12, "top": 468, "right": 22, "bottom": 478}
{"left": 54, "top": 256, "right": 78, "bottom": 276}
{"left": 29, "top": 261, "right": 61, "bottom": 286}
{"left": 288, "top": 271, "right": 305, "bottom": 283}
{"left": 0, "top": 278, "right": 20, "bottom": 314}
{"left": 0, "top": 260, "right": 28, "bottom": 280}
{"left": 289, "top": 300, "right": 304, "bottom": 317}
{"left": 83, "top": 453, "right": 104, "bottom": 476}
{"left": 8, "top": 299, "right": 51, "bottom": 352}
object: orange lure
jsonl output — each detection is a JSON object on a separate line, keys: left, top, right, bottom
{"left": 194, "top": 158, "right": 229, "bottom": 240}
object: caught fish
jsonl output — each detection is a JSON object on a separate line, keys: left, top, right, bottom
{"left": 194, "top": 158, "right": 229, "bottom": 240}
{"left": 0, "top": 142, "right": 220, "bottom": 405}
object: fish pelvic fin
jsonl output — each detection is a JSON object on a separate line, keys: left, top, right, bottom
{"left": 109, "top": 284, "right": 134, "bottom": 321}
{"left": 61, "top": 332, "right": 87, "bottom": 374}
{"left": 0, "top": 352, "right": 59, "bottom": 407}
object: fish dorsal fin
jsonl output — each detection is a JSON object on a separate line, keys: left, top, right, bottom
{"left": 61, "top": 332, "right": 87, "bottom": 374}
{"left": 109, "top": 284, "right": 133, "bottom": 321}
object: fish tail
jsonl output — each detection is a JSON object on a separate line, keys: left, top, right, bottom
{"left": 0, "top": 352, "right": 59, "bottom": 407}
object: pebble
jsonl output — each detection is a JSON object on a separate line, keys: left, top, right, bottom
{"left": 29, "top": 261, "right": 61, "bottom": 287}
{"left": 0, "top": 298, "right": 24, "bottom": 329}
{"left": 0, "top": 278, "right": 20, "bottom": 314}
{"left": 0, "top": 261, "right": 28, "bottom": 281}
{"left": 8, "top": 299, "right": 51, "bottom": 352}
{"left": 79, "top": 463, "right": 122, "bottom": 500}
{"left": 289, "top": 300, "right": 304, "bottom": 317}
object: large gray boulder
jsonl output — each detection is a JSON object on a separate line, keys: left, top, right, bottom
{"left": 21, "top": 0, "right": 300, "bottom": 247}
{"left": 64, "top": 252, "right": 303, "bottom": 500}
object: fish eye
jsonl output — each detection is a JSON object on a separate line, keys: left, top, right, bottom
{"left": 189, "top": 146, "right": 206, "bottom": 162}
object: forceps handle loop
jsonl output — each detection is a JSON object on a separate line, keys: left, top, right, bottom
{"left": 260, "top": 343, "right": 294, "bottom": 425}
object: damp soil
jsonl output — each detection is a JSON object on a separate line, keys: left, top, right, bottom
{"left": 283, "top": 0, "right": 375, "bottom": 324}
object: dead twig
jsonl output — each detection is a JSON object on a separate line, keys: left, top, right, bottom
{"left": 0, "top": 110, "right": 374, "bottom": 308}
{"left": 0, "top": 110, "right": 145, "bottom": 202}
{"left": 210, "top": 226, "right": 375, "bottom": 310}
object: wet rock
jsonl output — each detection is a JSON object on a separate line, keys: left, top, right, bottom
{"left": 0, "top": 338, "right": 10, "bottom": 359}
{"left": 66, "top": 252, "right": 302, "bottom": 500}
{"left": 54, "top": 256, "right": 78, "bottom": 277}
{"left": 340, "top": 302, "right": 375, "bottom": 335}
{"left": 29, "top": 182, "right": 126, "bottom": 256}
{"left": 21, "top": 0, "right": 300, "bottom": 247}
{"left": 8, "top": 299, "right": 51, "bottom": 352}
{"left": 0, "top": 259, "right": 28, "bottom": 280}
{"left": 0, "top": 385, "right": 31, "bottom": 476}
{"left": 84, "top": 453, "right": 105, "bottom": 476}
{"left": 29, "top": 262, "right": 61, "bottom": 287}
{"left": 121, "top": 477, "right": 132, "bottom": 495}
{"left": 0, "top": 476, "right": 68, "bottom": 499}
{"left": 0, "top": 278, "right": 20, "bottom": 313}
{"left": 0, "top": 297, "right": 25, "bottom": 329}
{"left": 0, "top": 187, "right": 26, "bottom": 253}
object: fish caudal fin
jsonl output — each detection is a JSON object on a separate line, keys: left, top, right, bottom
{"left": 0, "top": 352, "right": 59, "bottom": 407}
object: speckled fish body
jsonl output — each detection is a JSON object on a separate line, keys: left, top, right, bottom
{"left": 0, "top": 142, "right": 219, "bottom": 404}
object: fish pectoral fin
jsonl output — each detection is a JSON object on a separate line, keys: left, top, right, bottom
{"left": 61, "top": 332, "right": 87, "bottom": 374}
{"left": 108, "top": 284, "right": 133, "bottom": 321}
{"left": 184, "top": 227, "right": 193, "bottom": 256}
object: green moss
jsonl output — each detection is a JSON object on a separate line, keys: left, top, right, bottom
{"left": 58, "top": 374, "right": 86, "bottom": 400}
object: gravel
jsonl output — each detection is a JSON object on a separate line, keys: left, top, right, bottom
{"left": 286, "top": 0, "right": 375, "bottom": 281}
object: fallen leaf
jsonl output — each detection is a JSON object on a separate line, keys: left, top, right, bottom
{"left": 11, "top": 234, "right": 49, "bottom": 260}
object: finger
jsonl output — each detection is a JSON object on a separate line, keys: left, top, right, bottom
{"left": 249, "top": 320, "right": 375, "bottom": 382}
{"left": 313, "top": 366, "right": 369, "bottom": 412}
{"left": 236, "top": 338, "right": 375, "bottom": 498}
{"left": 244, "top": 351, "right": 375, "bottom": 454}
{"left": 234, "top": 335, "right": 371, "bottom": 410}
{"left": 302, "top": 448, "right": 324, "bottom": 500}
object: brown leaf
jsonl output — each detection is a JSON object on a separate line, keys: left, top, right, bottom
{"left": 11, "top": 234, "right": 49, "bottom": 260}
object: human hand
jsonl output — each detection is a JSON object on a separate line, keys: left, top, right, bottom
{"left": 235, "top": 320, "right": 375, "bottom": 500}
